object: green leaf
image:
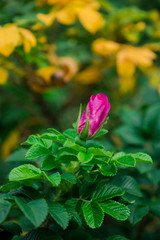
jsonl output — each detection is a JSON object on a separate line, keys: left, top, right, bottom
{"left": 5, "top": 148, "right": 27, "bottom": 162}
{"left": 9, "top": 164, "right": 42, "bottom": 181}
{"left": 85, "top": 142, "right": 104, "bottom": 149}
{"left": 82, "top": 202, "right": 104, "bottom": 229}
{"left": 150, "top": 201, "right": 160, "bottom": 218}
{"left": 77, "top": 151, "right": 94, "bottom": 163}
{"left": 99, "top": 163, "right": 117, "bottom": 177}
{"left": 113, "top": 152, "right": 125, "bottom": 160}
{"left": 101, "top": 200, "right": 130, "bottom": 221}
{"left": 41, "top": 156, "right": 59, "bottom": 171}
{"left": 79, "top": 182, "right": 95, "bottom": 199}
{"left": 41, "top": 139, "right": 52, "bottom": 149}
{"left": 47, "top": 128, "right": 62, "bottom": 135}
{"left": 21, "top": 135, "right": 42, "bottom": 146}
{"left": 0, "top": 222, "right": 22, "bottom": 235}
{"left": 66, "top": 198, "right": 80, "bottom": 209}
{"left": 82, "top": 171, "right": 98, "bottom": 183}
{"left": 136, "top": 162, "right": 152, "bottom": 174}
{"left": 0, "top": 182, "right": 21, "bottom": 192}
{"left": 114, "top": 125, "right": 145, "bottom": 146}
{"left": 88, "top": 148, "right": 112, "bottom": 158}
{"left": 120, "top": 108, "right": 142, "bottom": 128}
{"left": 63, "top": 129, "right": 77, "bottom": 139}
{"left": 92, "top": 184, "right": 124, "bottom": 202}
{"left": 115, "top": 154, "right": 136, "bottom": 167}
{"left": 0, "top": 199, "right": 12, "bottom": 223}
{"left": 61, "top": 173, "right": 77, "bottom": 184}
{"left": 147, "top": 169, "right": 160, "bottom": 184}
{"left": 129, "top": 204, "right": 149, "bottom": 224}
{"left": 18, "top": 186, "right": 42, "bottom": 200}
{"left": 47, "top": 128, "right": 67, "bottom": 143}
{"left": 111, "top": 176, "right": 143, "bottom": 197}
{"left": 106, "top": 235, "right": 129, "bottom": 240}
{"left": 44, "top": 172, "right": 61, "bottom": 187}
{"left": 25, "top": 144, "right": 51, "bottom": 160}
{"left": 96, "top": 129, "right": 108, "bottom": 138}
{"left": 90, "top": 158, "right": 109, "bottom": 165}
{"left": 64, "top": 139, "right": 86, "bottom": 152}
{"left": 52, "top": 143, "right": 59, "bottom": 155}
{"left": 81, "top": 163, "right": 94, "bottom": 171}
{"left": 15, "top": 197, "right": 48, "bottom": 228}
{"left": 79, "top": 107, "right": 90, "bottom": 139}
{"left": 58, "top": 147, "right": 77, "bottom": 155}
{"left": 48, "top": 202, "right": 69, "bottom": 229}
{"left": 41, "top": 133, "right": 66, "bottom": 143}
{"left": 65, "top": 205, "right": 82, "bottom": 226}
{"left": 132, "top": 152, "right": 152, "bottom": 163}
{"left": 75, "top": 104, "right": 82, "bottom": 134}
{"left": 144, "top": 103, "right": 160, "bottom": 133}
{"left": 57, "top": 154, "right": 78, "bottom": 163}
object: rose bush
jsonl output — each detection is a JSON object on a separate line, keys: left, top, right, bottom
{"left": 0, "top": 94, "right": 153, "bottom": 240}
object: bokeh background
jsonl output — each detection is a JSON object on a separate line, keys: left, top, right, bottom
{"left": 0, "top": 0, "right": 160, "bottom": 239}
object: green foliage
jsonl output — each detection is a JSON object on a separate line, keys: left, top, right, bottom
{"left": 48, "top": 202, "right": 69, "bottom": 230}
{"left": 15, "top": 198, "right": 48, "bottom": 228}
{"left": 129, "top": 204, "right": 149, "bottom": 224}
{"left": 25, "top": 144, "right": 51, "bottom": 160}
{"left": 0, "top": 199, "right": 12, "bottom": 223}
{"left": 101, "top": 200, "right": 130, "bottom": 221}
{"left": 92, "top": 184, "right": 124, "bottom": 202}
{"left": 77, "top": 151, "right": 94, "bottom": 163}
{"left": 0, "top": 125, "right": 152, "bottom": 239}
{"left": 61, "top": 173, "right": 77, "bottom": 184}
{"left": 0, "top": 123, "right": 153, "bottom": 239}
{"left": 9, "top": 164, "right": 42, "bottom": 181}
{"left": 82, "top": 202, "right": 104, "bottom": 229}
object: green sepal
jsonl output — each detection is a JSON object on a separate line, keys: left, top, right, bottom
{"left": 79, "top": 108, "right": 90, "bottom": 140}
{"left": 75, "top": 104, "right": 82, "bottom": 134}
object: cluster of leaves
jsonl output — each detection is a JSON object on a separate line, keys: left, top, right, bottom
{"left": 0, "top": 125, "right": 152, "bottom": 239}
{"left": 110, "top": 91, "right": 160, "bottom": 239}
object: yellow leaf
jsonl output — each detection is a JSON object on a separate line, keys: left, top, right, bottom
{"left": 1, "top": 129, "right": 20, "bottom": 160}
{"left": 117, "top": 50, "right": 135, "bottom": 77}
{"left": 77, "top": 7, "right": 104, "bottom": 33}
{"left": 56, "top": 8, "right": 77, "bottom": 25}
{"left": 38, "top": 36, "right": 47, "bottom": 43}
{"left": 116, "top": 46, "right": 156, "bottom": 77}
{"left": 19, "top": 28, "right": 37, "bottom": 53}
{"left": 0, "top": 67, "right": 8, "bottom": 84}
{"left": 31, "top": 23, "right": 45, "bottom": 31}
{"left": 131, "top": 47, "right": 156, "bottom": 67}
{"left": 74, "top": 66, "right": 101, "bottom": 84}
{"left": 144, "top": 43, "right": 160, "bottom": 52}
{"left": 36, "top": 66, "right": 58, "bottom": 83}
{"left": 92, "top": 38, "right": 120, "bottom": 56}
{"left": 135, "top": 21, "right": 146, "bottom": 31}
{"left": 37, "top": 0, "right": 103, "bottom": 32}
{"left": 59, "top": 57, "right": 78, "bottom": 82}
{"left": 119, "top": 76, "right": 136, "bottom": 94}
{"left": 0, "top": 24, "right": 20, "bottom": 56}
{"left": 37, "top": 12, "right": 55, "bottom": 26}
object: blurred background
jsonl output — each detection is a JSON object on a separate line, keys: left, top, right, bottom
{"left": 0, "top": 0, "right": 160, "bottom": 239}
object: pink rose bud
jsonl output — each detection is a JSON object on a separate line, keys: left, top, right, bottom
{"left": 78, "top": 93, "right": 110, "bottom": 138}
